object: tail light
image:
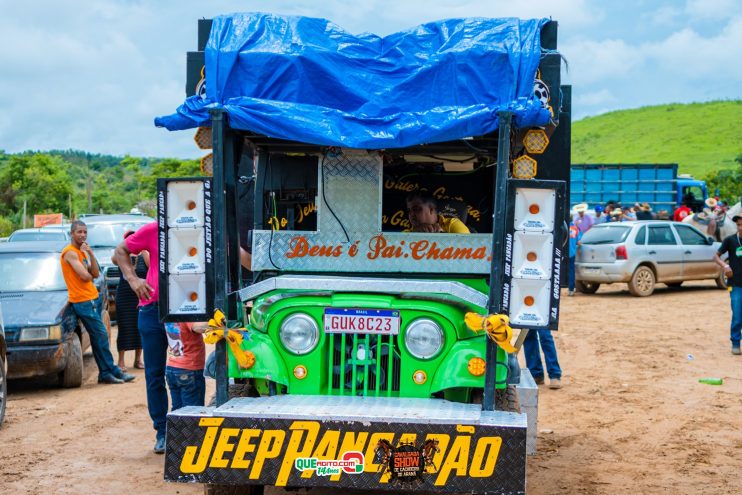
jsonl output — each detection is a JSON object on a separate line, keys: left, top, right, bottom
{"left": 615, "top": 245, "right": 628, "bottom": 260}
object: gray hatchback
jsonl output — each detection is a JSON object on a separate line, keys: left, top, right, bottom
{"left": 575, "top": 221, "right": 725, "bottom": 296}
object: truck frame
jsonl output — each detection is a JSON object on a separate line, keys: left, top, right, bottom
{"left": 157, "top": 14, "right": 571, "bottom": 495}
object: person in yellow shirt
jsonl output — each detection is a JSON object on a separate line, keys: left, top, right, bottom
{"left": 404, "top": 192, "right": 470, "bottom": 233}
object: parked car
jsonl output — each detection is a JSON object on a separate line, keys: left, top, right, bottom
{"left": 575, "top": 221, "right": 725, "bottom": 296}
{"left": 81, "top": 214, "right": 153, "bottom": 321}
{"left": 0, "top": 241, "right": 104, "bottom": 387}
{"left": 0, "top": 302, "right": 6, "bottom": 425}
{"left": 7, "top": 227, "right": 70, "bottom": 243}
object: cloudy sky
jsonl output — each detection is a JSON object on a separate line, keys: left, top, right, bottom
{"left": 0, "top": 0, "right": 739, "bottom": 158}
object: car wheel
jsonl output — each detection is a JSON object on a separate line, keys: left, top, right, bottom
{"left": 628, "top": 266, "right": 656, "bottom": 297}
{"left": 575, "top": 280, "right": 600, "bottom": 294}
{"left": 0, "top": 353, "right": 7, "bottom": 426}
{"left": 665, "top": 282, "right": 683, "bottom": 288}
{"left": 59, "top": 334, "right": 84, "bottom": 388}
{"left": 716, "top": 272, "right": 728, "bottom": 290}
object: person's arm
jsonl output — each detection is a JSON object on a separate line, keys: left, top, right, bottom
{"left": 141, "top": 250, "right": 150, "bottom": 268}
{"left": 79, "top": 242, "right": 100, "bottom": 278}
{"left": 114, "top": 240, "right": 153, "bottom": 301}
{"left": 63, "top": 250, "right": 94, "bottom": 282}
{"left": 190, "top": 321, "right": 210, "bottom": 334}
{"left": 239, "top": 247, "right": 251, "bottom": 270}
{"left": 714, "top": 239, "right": 733, "bottom": 278}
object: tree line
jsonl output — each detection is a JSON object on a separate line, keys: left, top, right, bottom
{"left": 0, "top": 150, "right": 201, "bottom": 236}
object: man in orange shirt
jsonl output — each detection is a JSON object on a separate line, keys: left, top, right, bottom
{"left": 61, "top": 221, "right": 135, "bottom": 384}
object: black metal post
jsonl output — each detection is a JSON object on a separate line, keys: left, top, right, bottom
{"left": 483, "top": 111, "right": 513, "bottom": 411}
{"left": 210, "top": 109, "right": 229, "bottom": 406}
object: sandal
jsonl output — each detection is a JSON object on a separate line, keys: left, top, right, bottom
{"left": 134, "top": 361, "right": 145, "bottom": 369}
{"left": 118, "top": 365, "right": 128, "bottom": 373}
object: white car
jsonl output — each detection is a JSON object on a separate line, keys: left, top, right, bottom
{"left": 576, "top": 221, "right": 725, "bottom": 296}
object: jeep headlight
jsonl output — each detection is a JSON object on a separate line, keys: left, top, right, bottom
{"left": 20, "top": 325, "right": 62, "bottom": 342}
{"left": 404, "top": 319, "right": 444, "bottom": 359}
{"left": 279, "top": 313, "right": 319, "bottom": 355}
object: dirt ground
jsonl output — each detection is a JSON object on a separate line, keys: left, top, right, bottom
{"left": 1, "top": 280, "right": 740, "bottom": 495}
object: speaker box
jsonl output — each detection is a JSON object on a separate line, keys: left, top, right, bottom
{"left": 511, "top": 231, "right": 554, "bottom": 280}
{"left": 167, "top": 273, "right": 207, "bottom": 315}
{"left": 167, "top": 228, "right": 206, "bottom": 274}
{"left": 158, "top": 177, "right": 213, "bottom": 322}
{"left": 513, "top": 187, "right": 556, "bottom": 232}
{"left": 508, "top": 278, "right": 552, "bottom": 327}
{"left": 167, "top": 180, "right": 205, "bottom": 228}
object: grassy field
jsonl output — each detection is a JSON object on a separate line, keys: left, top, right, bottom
{"left": 572, "top": 100, "right": 741, "bottom": 178}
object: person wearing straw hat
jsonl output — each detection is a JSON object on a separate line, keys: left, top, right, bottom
{"left": 572, "top": 203, "right": 593, "bottom": 233}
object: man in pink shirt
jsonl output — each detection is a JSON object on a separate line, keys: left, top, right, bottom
{"left": 114, "top": 222, "right": 168, "bottom": 454}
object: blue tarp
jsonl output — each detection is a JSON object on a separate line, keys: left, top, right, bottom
{"left": 155, "top": 13, "right": 551, "bottom": 149}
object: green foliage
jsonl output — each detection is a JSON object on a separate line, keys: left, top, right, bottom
{"left": 703, "top": 156, "right": 742, "bottom": 205}
{"left": 0, "top": 150, "right": 203, "bottom": 231}
{"left": 0, "top": 216, "right": 13, "bottom": 237}
{"left": 573, "top": 100, "right": 742, "bottom": 178}
{"left": 0, "top": 154, "right": 73, "bottom": 216}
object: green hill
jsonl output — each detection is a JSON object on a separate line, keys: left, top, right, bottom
{"left": 572, "top": 100, "right": 742, "bottom": 178}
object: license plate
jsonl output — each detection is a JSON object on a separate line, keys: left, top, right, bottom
{"left": 324, "top": 308, "right": 400, "bottom": 335}
{"left": 583, "top": 267, "right": 600, "bottom": 275}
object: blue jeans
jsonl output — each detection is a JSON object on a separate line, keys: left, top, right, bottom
{"left": 70, "top": 299, "right": 119, "bottom": 380}
{"left": 166, "top": 367, "right": 205, "bottom": 410}
{"left": 568, "top": 256, "right": 576, "bottom": 291}
{"left": 523, "top": 328, "right": 562, "bottom": 380}
{"left": 138, "top": 303, "right": 168, "bottom": 440}
{"left": 730, "top": 287, "right": 742, "bottom": 347}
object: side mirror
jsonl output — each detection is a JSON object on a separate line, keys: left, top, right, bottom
{"left": 707, "top": 236, "right": 715, "bottom": 245}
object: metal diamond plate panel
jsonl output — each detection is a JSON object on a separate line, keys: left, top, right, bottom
{"left": 164, "top": 397, "right": 527, "bottom": 494}
{"left": 319, "top": 152, "right": 382, "bottom": 235}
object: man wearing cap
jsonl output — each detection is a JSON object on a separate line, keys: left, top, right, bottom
{"left": 572, "top": 203, "right": 594, "bottom": 233}
{"left": 593, "top": 205, "right": 607, "bottom": 225}
{"left": 713, "top": 214, "right": 742, "bottom": 355}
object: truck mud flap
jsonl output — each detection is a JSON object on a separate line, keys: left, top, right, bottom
{"left": 165, "top": 395, "right": 526, "bottom": 494}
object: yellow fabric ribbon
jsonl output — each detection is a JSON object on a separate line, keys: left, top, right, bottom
{"left": 203, "top": 309, "right": 255, "bottom": 369}
{"left": 464, "top": 312, "right": 517, "bottom": 353}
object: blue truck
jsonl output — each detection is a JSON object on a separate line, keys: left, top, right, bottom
{"left": 570, "top": 164, "right": 708, "bottom": 215}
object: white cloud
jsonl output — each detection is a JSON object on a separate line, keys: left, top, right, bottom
{"left": 0, "top": 1, "right": 739, "bottom": 157}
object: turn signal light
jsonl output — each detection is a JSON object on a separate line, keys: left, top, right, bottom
{"left": 467, "top": 357, "right": 486, "bottom": 376}
{"left": 293, "top": 365, "right": 308, "bottom": 380}
{"left": 412, "top": 370, "right": 427, "bottom": 385}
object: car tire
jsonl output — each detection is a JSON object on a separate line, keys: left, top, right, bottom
{"left": 628, "top": 266, "right": 656, "bottom": 297}
{"left": 716, "top": 272, "right": 728, "bottom": 290}
{"left": 59, "top": 334, "right": 84, "bottom": 388}
{"left": 665, "top": 282, "right": 683, "bottom": 288}
{"left": 575, "top": 280, "right": 600, "bottom": 294}
{"left": 0, "top": 353, "right": 7, "bottom": 426}
{"left": 495, "top": 385, "right": 521, "bottom": 413}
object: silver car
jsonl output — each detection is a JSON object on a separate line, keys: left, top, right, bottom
{"left": 575, "top": 221, "right": 725, "bottom": 296}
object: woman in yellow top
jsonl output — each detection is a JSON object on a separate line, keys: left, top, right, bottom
{"left": 405, "top": 192, "right": 470, "bottom": 233}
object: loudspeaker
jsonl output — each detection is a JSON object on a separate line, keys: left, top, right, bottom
{"left": 166, "top": 180, "right": 206, "bottom": 228}
{"left": 158, "top": 177, "right": 214, "bottom": 322}
{"left": 513, "top": 187, "right": 556, "bottom": 232}
{"left": 167, "top": 274, "right": 207, "bottom": 315}
{"left": 167, "top": 229, "right": 206, "bottom": 274}
{"left": 509, "top": 278, "right": 552, "bottom": 326}
{"left": 511, "top": 231, "right": 554, "bottom": 279}
{"left": 503, "top": 179, "right": 566, "bottom": 330}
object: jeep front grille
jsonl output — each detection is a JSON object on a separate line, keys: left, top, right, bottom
{"left": 327, "top": 333, "right": 401, "bottom": 396}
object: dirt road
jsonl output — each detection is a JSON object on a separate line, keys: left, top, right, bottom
{"left": 1, "top": 281, "right": 740, "bottom": 494}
